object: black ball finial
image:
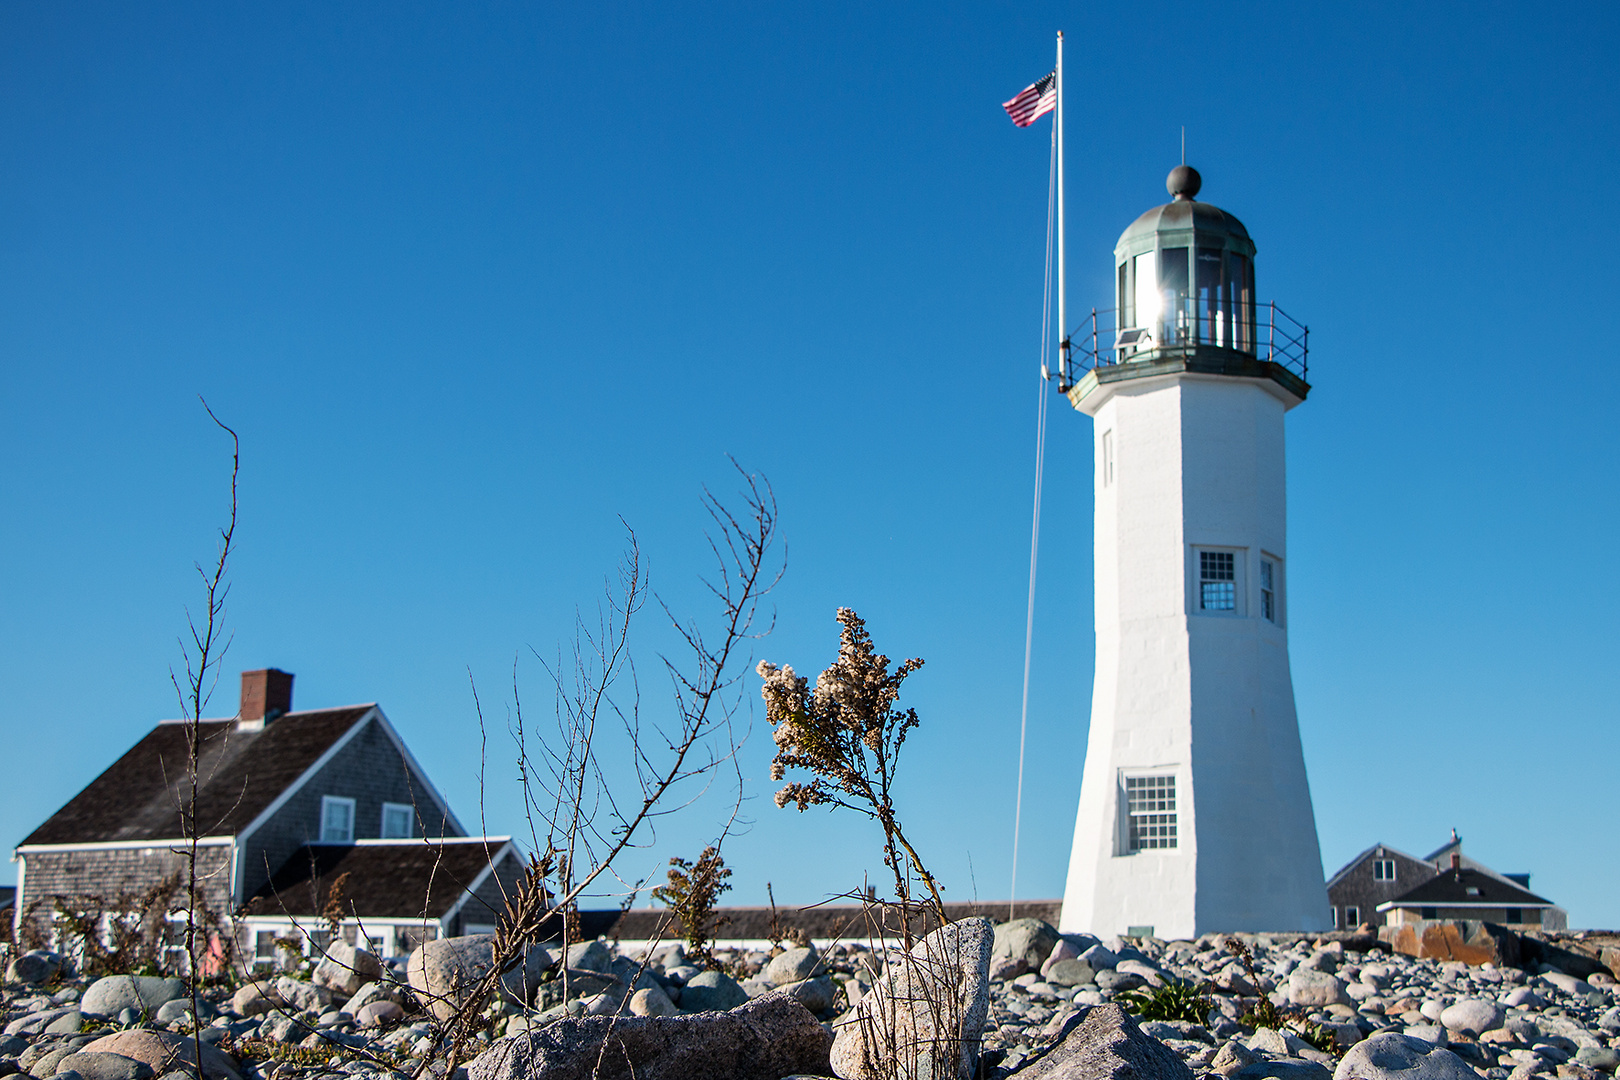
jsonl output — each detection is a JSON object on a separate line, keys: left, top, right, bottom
{"left": 1167, "top": 165, "right": 1201, "bottom": 200}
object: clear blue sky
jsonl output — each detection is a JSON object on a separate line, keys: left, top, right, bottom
{"left": 4, "top": 2, "right": 1617, "bottom": 929}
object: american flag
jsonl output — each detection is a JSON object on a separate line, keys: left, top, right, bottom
{"left": 1003, "top": 71, "right": 1056, "bottom": 127}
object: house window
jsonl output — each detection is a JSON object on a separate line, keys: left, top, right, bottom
{"left": 1506, "top": 908, "right": 1522, "bottom": 923}
{"left": 321, "top": 796, "right": 356, "bottom": 843}
{"left": 1102, "top": 430, "right": 1115, "bottom": 487}
{"left": 1421, "top": 906, "right": 1437, "bottom": 920}
{"left": 1260, "top": 556, "right": 1280, "bottom": 623}
{"left": 255, "top": 931, "right": 276, "bottom": 961}
{"left": 1344, "top": 905, "right": 1359, "bottom": 927}
{"left": 381, "top": 802, "right": 414, "bottom": 839}
{"left": 1198, "top": 550, "right": 1236, "bottom": 612}
{"left": 1465, "top": 886, "right": 1481, "bottom": 896}
{"left": 1124, "top": 774, "right": 1177, "bottom": 852}
{"left": 1373, "top": 859, "right": 1396, "bottom": 881}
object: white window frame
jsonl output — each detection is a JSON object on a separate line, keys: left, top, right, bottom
{"left": 1373, "top": 858, "right": 1396, "bottom": 882}
{"left": 1344, "top": 905, "right": 1360, "bottom": 927}
{"left": 1120, "top": 772, "right": 1178, "bottom": 853}
{"left": 320, "top": 795, "right": 356, "bottom": 844}
{"left": 381, "top": 802, "right": 415, "bottom": 839}
{"left": 1260, "top": 553, "right": 1282, "bottom": 625}
{"left": 1192, "top": 547, "right": 1244, "bottom": 616}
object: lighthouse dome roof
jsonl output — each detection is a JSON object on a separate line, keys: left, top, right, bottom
{"left": 1115, "top": 166, "right": 1254, "bottom": 260}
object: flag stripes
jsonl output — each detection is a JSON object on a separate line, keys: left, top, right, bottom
{"left": 1003, "top": 71, "right": 1056, "bottom": 127}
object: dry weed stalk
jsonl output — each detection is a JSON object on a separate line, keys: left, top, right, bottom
{"left": 650, "top": 845, "right": 731, "bottom": 969}
{"left": 758, "top": 608, "right": 946, "bottom": 924}
{"left": 423, "top": 466, "right": 780, "bottom": 1076}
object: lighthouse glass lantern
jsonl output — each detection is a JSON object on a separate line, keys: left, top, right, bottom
{"left": 1058, "top": 165, "right": 1329, "bottom": 938}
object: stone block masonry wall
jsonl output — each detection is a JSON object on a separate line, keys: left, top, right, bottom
{"left": 18, "top": 843, "right": 235, "bottom": 942}
{"left": 239, "top": 716, "right": 464, "bottom": 900}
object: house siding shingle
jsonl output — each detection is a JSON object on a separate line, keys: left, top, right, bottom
{"left": 18, "top": 844, "right": 235, "bottom": 942}
{"left": 1327, "top": 848, "right": 1439, "bottom": 928}
{"left": 239, "top": 717, "right": 463, "bottom": 900}
{"left": 448, "top": 849, "right": 527, "bottom": 935}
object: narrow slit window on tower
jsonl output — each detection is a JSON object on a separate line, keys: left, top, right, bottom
{"left": 1101, "top": 430, "right": 1114, "bottom": 486}
{"left": 1199, "top": 550, "right": 1236, "bottom": 611}
{"left": 1260, "top": 556, "right": 1279, "bottom": 623}
{"left": 1124, "top": 774, "right": 1177, "bottom": 852}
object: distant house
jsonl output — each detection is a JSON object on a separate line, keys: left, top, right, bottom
{"left": 238, "top": 837, "right": 527, "bottom": 963}
{"left": 1377, "top": 865, "right": 1557, "bottom": 930}
{"left": 11, "top": 669, "right": 520, "bottom": 962}
{"left": 1326, "top": 832, "right": 1565, "bottom": 931}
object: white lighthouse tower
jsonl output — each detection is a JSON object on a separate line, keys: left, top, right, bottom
{"left": 1056, "top": 166, "right": 1331, "bottom": 939}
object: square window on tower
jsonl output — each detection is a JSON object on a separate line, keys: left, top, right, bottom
{"left": 1198, "top": 550, "right": 1236, "bottom": 612}
{"left": 1123, "top": 774, "right": 1177, "bottom": 852}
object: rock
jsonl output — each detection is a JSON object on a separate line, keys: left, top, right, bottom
{"left": 313, "top": 942, "right": 383, "bottom": 996}
{"left": 993, "top": 918, "right": 1061, "bottom": 973}
{"left": 228, "top": 983, "right": 272, "bottom": 1017}
{"left": 80, "top": 1031, "right": 241, "bottom": 1080}
{"left": 1506, "top": 988, "right": 1547, "bottom": 1009}
{"left": 627, "top": 986, "right": 679, "bottom": 1017}
{"left": 1045, "top": 959, "right": 1097, "bottom": 988}
{"left": 1286, "top": 969, "right": 1346, "bottom": 1008}
{"left": 1095, "top": 969, "right": 1146, "bottom": 992}
{"left": 1404, "top": 1024, "right": 1449, "bottom": 1046}
{"left": 1441, "top": 999, "right": 1505, "bottom": 1036}
{"left": 45, "top": 1011, "right": 84, "bottom": 1035}
{"left": 830, "top": 917, "right": 993, "bottom": 1080}
{"left": 344, "top": 980, "right": 405, "bottom": 1013}
{"left": 1117, "top": 960, "right": 1166, "bottom": 987}
{"left": 7, "top": 951, "right": 66, "bottom": 986}
{"left": 270, "top": 977, "right": 331, "bottom": 1014}
{"left": 153, "top": 1001, "right": 196, "bottom": 1026}
{"left": 776, "top": 977, "right": 836, "bottom": 1015}
{"left": 990, "top": 956, "right": 1029, "bottom": 981}
{"left": 32, "top": 1047, "right": 78, "bottom": 1077}
{"left": 52, "top": 1054, "right": 155, "bottom": 1080}
{"left": 1249, "top": 1028, "right": 1310, "bottom": 1056}
{"left": 1211, "top": 1040, "right": 1262, "bottom": 1077}
{"left": 0, "top": 1034, "right": 28, "bottom": 1056}
{"left": 679, "top": 971, "right": 749, "bottom": 1013}
{"left": 79, "top": 978, "right": 188, "bottom": 1021}
{"left": 408, "top": 935, "right": 555, "bottom": 1020}
{"left": 566, "top": 940, "right": 613, "bottom": 974}
{"left": 1333, "top": 1032, "right": 1481, "bottom": 1080}
{"left": 355, "top": 1001, "right": 405, "bottom": 1027}
{"left": 1016, "top": 1003, "right": 1192, "bottom": 1080}
{"left": 1231, "top": 1063, "right": 1334, "bottom": 1080}
{"left": 1419, "top": 999, "right": 1446, "bottom": 1022}
{"left": 1541, "top": 973, "right": 1590, "bottom": 996}
{"left": 764, "top": 947, "right": 823, "bottom": 987}
{"left": 465, "top": 993, "right": 832, "bottom": 1080}
{"left": 5, "top": 1007, "right": 80, "bottom": 1036}
{"left": 1081, "top": 944, "right": 1120, "bottom": 970}
{"left": 1574, "top": 1048, "right": 1618, "bottom": 1073}
{"left": 1042, "top": 938, "right": 1083, "bottom": 976}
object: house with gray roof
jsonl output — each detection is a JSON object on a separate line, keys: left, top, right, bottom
{"left": 12, "top": 668, "right": 523, "bottom": 962}
{"left": 1326, "top": 831, "right": 1565, "bottom": 931}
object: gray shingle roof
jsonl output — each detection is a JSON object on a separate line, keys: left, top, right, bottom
{"left": 19, "top": 707, "right": 372, "bottom": 846}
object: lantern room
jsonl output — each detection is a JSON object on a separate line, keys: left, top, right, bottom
{"left": 1058, "top": 165, "right": 1308, "bottom": 407}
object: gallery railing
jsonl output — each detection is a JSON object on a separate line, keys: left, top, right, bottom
{"left": 1057, "top": 300, "right": 1308, "bottom": 391}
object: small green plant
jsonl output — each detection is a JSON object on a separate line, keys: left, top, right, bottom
{"left": 1226, "top": 937, "right": 1338, "bottom": 1053}
{"left": 1117, "top": 977, "right": 1214, "bottom": 1025}
{"left": 650, "top": 845, "right": 732, "bottom": 969}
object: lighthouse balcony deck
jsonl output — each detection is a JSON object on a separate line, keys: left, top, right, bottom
{"left": 1058, "top": 301, "right": 1309, "bottom": 402}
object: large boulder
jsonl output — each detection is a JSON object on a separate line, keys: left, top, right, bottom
{"left": 270, "top": 977, "right": 332, "bottom": 1014}
{"left": 52, "top": 1053, "right": 155, "bottom": 1080}
{"left": 80, "top": 1030, "right": 241, "bottom": 1080}
{"left": 830, "top": 916, "right": 993, "bottom": 1080}
{"left": 407, "top": 934, "right": 555, "bottom": 1020}
{"left": 1332, "top": 1032, "right": 1479, "bottom": 1080}
{"left": 993, "top": 918, "right": 1061, "bottom": 973}
{"left": 466, "top": 993, "right": 832, "bottom": 1080}
{"left": 1016, "top": 1003, "right": 1192, "bottom": 1080}
{"left": 80, "top": 977, "right": 188, "bottom": 1021}
{"left": 313, "top": 941, "right": 383, "bottom": 996}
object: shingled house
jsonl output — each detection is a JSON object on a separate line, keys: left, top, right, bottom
{"left": 12, "top": 669, "right": 521, "bottom": 962}
{"left": 1326, "top": 833, "right": 1565, "bottom": 931}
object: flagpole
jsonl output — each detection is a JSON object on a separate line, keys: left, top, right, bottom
{"left": 1056, "top": 30, "right": 1065, "bottom": 379}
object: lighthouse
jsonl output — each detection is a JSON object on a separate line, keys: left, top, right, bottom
{"left": 1056, "top": 166, "right": 1331, "bottom": 939}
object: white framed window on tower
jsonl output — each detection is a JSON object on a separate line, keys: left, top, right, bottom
{"left": 381, "top": 802, "right": 414, "bottom": 839}
{"left": 1194, "top": 548, "right": 1242, "bottom": 614}
{"left": 320, "top": 795, "right": 356, "bottom": 844}
{"left": 1101, "top": 430, "right": 1115, "bottom": 487}
{"left": 1122, "top": 774, "right": 1177, "bottom": 853}
{"left": 1260, "top": 554, "right": 1282, "bottom": 624}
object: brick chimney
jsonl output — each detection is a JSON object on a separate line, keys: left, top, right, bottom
{"left": 240, "top": 669, "right": 294, "bottom": 728}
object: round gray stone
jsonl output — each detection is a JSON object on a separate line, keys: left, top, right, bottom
{"left": 677, "top": 971, "right": 748, "bottom": 1013}
{"left": 80, "top": 977, "right": 188, "bottom": 1021}
{"left": 763, "top": 947, "right": 822, "bottom": 987}
{"left": 1333, "top": 1032, "right": 1481, "bottom": 1080}
{"left": 1439, "top": 998, "right": 1504, "bottom": 1036}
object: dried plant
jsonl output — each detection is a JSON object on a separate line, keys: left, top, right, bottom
{"left": 651, "top": 845, "right": 732, "bottom": 969}
{"left": 765, "top": 882, "right": 811, "bottom": 950}
{"left": 420, "top": 465, "right": 781, "bottom": 1076}
{"left": 320, "top": 872, "right": 352, "bottom": 938}
{"left": 758, "top": 608, "right": 945, "bottom": 922}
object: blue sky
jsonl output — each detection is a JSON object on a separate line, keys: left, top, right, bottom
{"left": 3, "top": 2, "right": 1617, "bottom": 929}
